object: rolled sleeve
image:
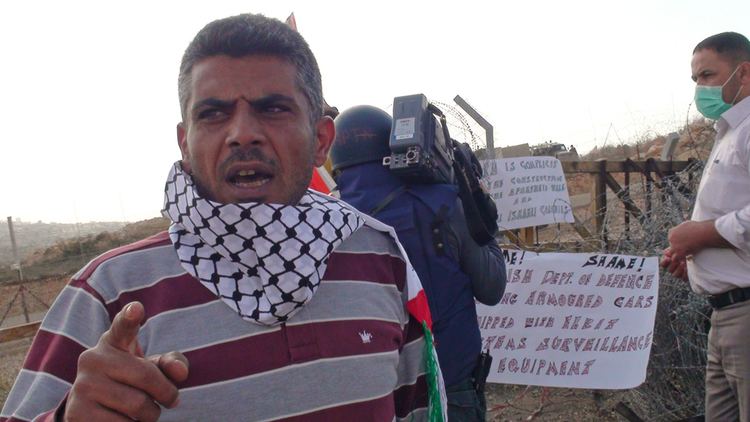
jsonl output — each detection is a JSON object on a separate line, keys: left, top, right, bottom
{"left": 715, "top": 206, "right": 750, "bottom": 254}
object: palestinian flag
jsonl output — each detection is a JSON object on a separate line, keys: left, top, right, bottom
{"left": 285, "top": 15, "right": 337, "bottom": 198}
{"left": 404, "top": 254, "right": 446, "bottom": 422}
{"left": 356, "top": 213, "right": 447, "bottom": 421}
{"left": 287, "top": 13, "right": 445, "bottom": 419}
{"left": 309, "top": 166, "right": 336, "bottom": 195}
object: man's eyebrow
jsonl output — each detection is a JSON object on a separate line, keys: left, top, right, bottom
{"left": 692, "top": 68, "right": 711, "bottom": 82}
{"left": 191, "top": 98, "right": 235, "bottom": 114}
{"left": 246, "top": 93, "right": 296, "bottom": 108}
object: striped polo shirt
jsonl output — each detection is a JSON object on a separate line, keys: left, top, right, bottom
{"left": 1, "top": 226, "right": 430, "bottom": 421}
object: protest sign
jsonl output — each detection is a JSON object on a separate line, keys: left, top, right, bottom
{"left": 480, "top": 157, "right": 574, "bottom": 230}
{"left": 477, "top": 251, "right": 659, "bottom": 389}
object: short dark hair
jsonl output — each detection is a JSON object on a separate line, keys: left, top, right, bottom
{"left": 693, "top": 32, "right": 750, "bottom": 65}
{"left": 178, "top": 14, "right": 323, "bottom": 124}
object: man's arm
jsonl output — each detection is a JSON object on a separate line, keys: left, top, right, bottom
{"left": 1, "top": 277, "right": 187, "bottom": 422}
{"left": 664, "top": 200, "right": 750, "bottom": 283}
{"left": 446, "top": 199, "right": 507, "bottom": 305}
{"left": 387, "top": 233, "right": 448, "bottom": 422}
{"left": 65, "top": 302, "right": 187, "bottom": 421}
{"left": 392, "top": 315, "right": 431, "bottom": 421}
{"left": 1, "top": 280, "right": 111, "bottom": 422}
{"left": 665, "top": 199, "right": 750, "bottom": 278}
{"left": 715, "top": 204, "right": 750, "bottom": 253}
{"left": 664, "top": 127, "right": 750, "bottom": 279}
{"left": 661, "top": 247, "right": 689, "bottom": 280}
{"left": 663, "top": 219, "right": 732, "bottom": 280}
{"left": 668, "top": 219, "right": 736, "bottom": 258}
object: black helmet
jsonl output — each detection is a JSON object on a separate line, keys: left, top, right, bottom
{"left": 330, "top": 105, "right": 392, "bottom": 172}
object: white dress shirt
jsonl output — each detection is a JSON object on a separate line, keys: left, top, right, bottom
{"left": 688, "top": 96, "right": 750, "bottom": 295}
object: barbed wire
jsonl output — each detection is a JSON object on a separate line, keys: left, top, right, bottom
{"left": 431, "top": 99, "right": 486, "bottom": 151}
{"left": 1, "top": 112, "right": 712, "bottom": 419}
{"left": 546, "top": 161, "right": 707, "bottom": 420}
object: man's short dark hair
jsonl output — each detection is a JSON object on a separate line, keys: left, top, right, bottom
{"left": 178, "top": 14, "right": 323, "bottom": 125}
{"left": 693, "top": 32, "right": 750, "bottom": 65}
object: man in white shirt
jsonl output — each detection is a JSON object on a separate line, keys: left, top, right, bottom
{"left": 662, "top": 31, "right": 750, "bottom": 421}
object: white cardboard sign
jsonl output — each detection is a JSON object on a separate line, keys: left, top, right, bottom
{"left": 477, "top": 251, "right": 659, "bottom": 389}
{"left": 480, "top": 157, "right": 575, "bottom": 230}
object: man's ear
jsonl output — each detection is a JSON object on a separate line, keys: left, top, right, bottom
{"left": 313, "top": 116, "right": 335, "bottom": 168}
{"left": 177, "top": 122, "right": 192, "bottom": 173}
{"left": 740, "top": 61, "right": 750, "bottom": 84}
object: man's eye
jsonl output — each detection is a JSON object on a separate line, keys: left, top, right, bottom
{"left": 264, "top": 104, "right": 289, "bottom": 114}
{"left": 198, "top": 109, "right": 226, "bottom": 120}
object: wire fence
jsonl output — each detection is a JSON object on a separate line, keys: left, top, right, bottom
{"left": 516, "top": 159, "right": 708, "bottom": 421}
{"left": 477, "top": 132, "right": 709, "bottom": 420}
{"left": 0, "top": 101, "right": 713, "bottom": 419}
{"left": 591, "top": 162, "right": 708, "bottom": 420}
{"left": 0, "top": 218, "right": 169, "bottom": 284}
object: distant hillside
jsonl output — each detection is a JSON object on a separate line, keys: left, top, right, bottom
{"left": 0, "top": 217, "right": 170, "bottom": 283}
{"left": 583, "top": 118, "right": 715, "bottom": 162}
{"left": 2, "top": 119, "right": 716, "bottom": 282}
{"left": 0, "top": 220, "right": 127, "bottom": 266}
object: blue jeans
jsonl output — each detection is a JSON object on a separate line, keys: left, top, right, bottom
{"left": 446, "top": 379, "right": 486, "bottom": 422}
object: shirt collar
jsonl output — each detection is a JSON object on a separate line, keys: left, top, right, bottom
{"left": 720, "top": 95, "right": 750, "bottom": 130}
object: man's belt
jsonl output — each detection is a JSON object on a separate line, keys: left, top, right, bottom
{"left": 707, "top": 286, "right": 750, "bottom": 310}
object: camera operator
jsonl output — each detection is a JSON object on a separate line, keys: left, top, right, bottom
{"left": 330, "top": 105, "right": 507, "bottom": 421}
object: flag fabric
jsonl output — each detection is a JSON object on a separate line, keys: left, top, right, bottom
{"left": 360, "top": 214, "right": 447, "bottom": 421}
{"left": 284, "top": 14, "right": 336, "bottom": 197}
{"left": 285, "top": 14, "right": 446, "bottom": 418}
{"left": 404, "top": 248, "right": 446, "bottom": 422}
{"left": 285, "top": 13, "right": 297, "bottom": 31}
{"left": 309, "top": 166, "right": 336, "bottom": 195}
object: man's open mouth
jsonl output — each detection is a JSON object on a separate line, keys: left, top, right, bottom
{"left": 228, "top": 169, "right": 273, "bottom": 188}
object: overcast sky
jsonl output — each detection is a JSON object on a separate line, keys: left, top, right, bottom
{"left": 1, "top": 0, "right": 747, "bottom": 223}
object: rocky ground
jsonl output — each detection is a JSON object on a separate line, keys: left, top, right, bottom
{"left": 485, "top": 384, "right": 623, "bottom": 421}
{"left": 0, "top": 338, "right": 32, "bottom": 407}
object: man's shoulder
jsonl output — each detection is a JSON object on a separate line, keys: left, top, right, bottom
{"left": 335, "top": 224, "right": 402, "bottom": 258}
{"left": 728, "top": 97, "right": 750, "bottom": 135}
{"left": 325, "top": 225, "right": 408, "bottom": 292}
{"left": 71, "top": 231, "right": 183, "bottom": 289}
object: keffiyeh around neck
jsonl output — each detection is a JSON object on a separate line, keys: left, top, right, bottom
{"left": 162, "top": 162, "right": 364, "bottom": 326}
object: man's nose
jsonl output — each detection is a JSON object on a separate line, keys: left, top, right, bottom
{"left": 225, "top": 110, "right": 265, "bottom": 148}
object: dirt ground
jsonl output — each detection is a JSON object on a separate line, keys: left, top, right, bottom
{"left": 0, "top": 277, "right": 69, "bottom": 324}
{"left": 1, "top": 277, "right": 69, "bottom": 406}
{"left": 0, "top": 338, "right": 33, "bottom": 406}
{"left": 485, "top": 384, "right": 623, "bottom": 421}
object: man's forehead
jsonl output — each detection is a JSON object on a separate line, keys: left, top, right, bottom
{"left": 189, "top": 55, "right": 300, "bottom": 102}
{"left": 692, "top": 48, "right": 732, "bottom": 69}
{"left": 692, "top": 50, "right": 716, "bottom": 77}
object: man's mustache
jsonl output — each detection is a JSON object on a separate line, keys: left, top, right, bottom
{"left": 219, "top": 148, "right": 277, "bottom": 174}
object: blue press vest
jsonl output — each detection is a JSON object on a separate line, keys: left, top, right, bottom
{"left": 337, "top": 162, "right": 481, "bottom": 386}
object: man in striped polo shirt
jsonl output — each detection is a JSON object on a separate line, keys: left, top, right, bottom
{"left": 1, "top": 14, "right": 441, "bottom": 422}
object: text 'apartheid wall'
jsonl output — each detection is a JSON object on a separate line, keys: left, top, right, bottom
{"left": 481, "top": 157, "right": 575, "bottom": 230}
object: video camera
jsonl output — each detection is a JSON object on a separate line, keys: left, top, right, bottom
{"left": 383, "top": 94, "right": 455, "bottom": 185}
{"left": 383, "top": 94, "right": 499, "bottom": 245}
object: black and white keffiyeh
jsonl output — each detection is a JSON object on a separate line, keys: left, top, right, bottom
{"left": 162, "top": 162, "right": 364, "bottom": 325}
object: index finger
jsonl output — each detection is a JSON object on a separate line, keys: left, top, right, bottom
{"left": 149, "top": 351, "right": 190, "bottom": 384}
{"left": 668, "top": 257, "right": 682, "bottom": 275}
{"left": 102, "top": 302, "right": 145, "bottom": 354}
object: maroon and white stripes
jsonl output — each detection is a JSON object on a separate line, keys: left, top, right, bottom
{"left": 2, "top": 226, "right": 431, "bottom": 421}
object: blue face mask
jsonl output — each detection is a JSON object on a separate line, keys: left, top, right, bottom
{"left": 695, "top": 65, "right": 743, "bottom": 120}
